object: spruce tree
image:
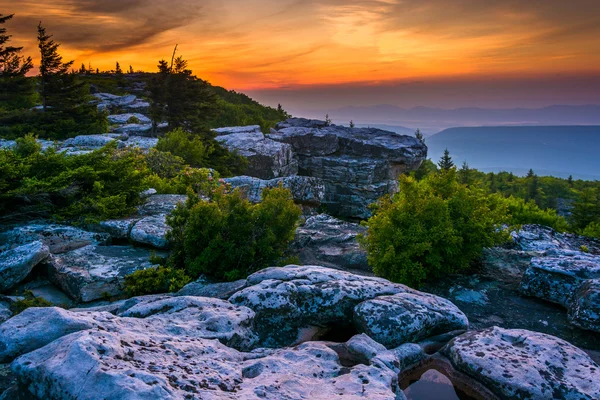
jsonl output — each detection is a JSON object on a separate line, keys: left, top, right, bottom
{"left": 129, "top": 65, "right": 134, "bottom": 74}
{"left": 349, "top": 120, "right": 355, "bottom": 128}
{"left": 458, "top": 161, "right": 471, "bottom": 185}
{"left": 0, "top": 14, "right": 34, "bottom": 109}
{"left": 115, "top": 61, "right": 122, "bottom": 75}
{"left": 37, "top": 23, "right": 105, "bottom": 138}
{"left": 438, "top": 149, "right": 454, "bottom": 171}
{"left": 414, "top": 129, "right": 425, "bottom": 144}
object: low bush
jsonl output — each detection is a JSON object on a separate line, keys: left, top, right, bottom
{"left": 10, "top": 291, "right": 53, "bottom": 315}
{"left": 124, "top": 266, "right": 191, "bottom": 296}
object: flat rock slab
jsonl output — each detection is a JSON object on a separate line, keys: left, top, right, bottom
{"left": 519, "top": 252, "right": 600, "bottom": 307}
{"left": 0, "top": 241, "right": 49, "bottom": 292}
{"left": 46, "top": 245, "right": 163, "bottom": 302}
{"left": 136, "top": 194, "right": 187, "bottom": 216}
{"left": 442, "top": 326, "right": 600, "bottom": 399}
{"left": 512, "top": 224, "right": 600, "bottom": 254}
{"left": 229, "top": 265, "right": 413, "bottom": 347}
{"left": 0, "top": 224, "right": 110, "bottom": 254}
{"left": 177, "top": 279, "right": 248, "bottom": 299}
{"left": 130, "top": 215, "right": 170, "bottom": 249}
{"left": 354, "top": 292, "right": 469, "bottom": 348}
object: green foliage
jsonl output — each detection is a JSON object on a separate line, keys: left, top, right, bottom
{"left": 10, "top": 291, "right": 53, "bottom": 315}
{"left": 360, "top": 171, "right": 510, "bottom": 287}
{"left": 0, "top": 142, "right": 148, "bottom": 223}
{"left": 582, "top": 222, "right": 600, "bottom": 240}
{"left": 438, "top": 148, "right": 454, "bottom": 171}
{"left": 143, "top": 167, "right": 218, "bottom": 195}
{"left": 580, "top": 245, "right": 590, "bottom": 253}
{"left": 570, "top": 187, "right": 600, "bottom": 231}
{"left": 497, "top": 195, "right": 569, "bottom": 231}
{"left": 124, "top": 266, "right": 191, "bottom": 296}
{"left": 166, "top": 185, "right": 301, "bottom": 281}
{"left": 155, "top": 128, "right": 247, "bottom": 177}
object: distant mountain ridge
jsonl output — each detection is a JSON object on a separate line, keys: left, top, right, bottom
{"left": 426, "top": 126, "right": 600, "bottom": 180}
{"left": 327, "top": 104, "right": 600, "bottom": 134}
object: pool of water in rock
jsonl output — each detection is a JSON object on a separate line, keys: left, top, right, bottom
{"left": 401, "top": 368, "right": 485, "bottom": 400}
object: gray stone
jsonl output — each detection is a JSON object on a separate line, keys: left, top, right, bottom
{"left": 229, "top": 265, "right": 412, "bottom": 347}
{"left": 46, "top": 245, "right": 162, "bottom": 302}
{"left": 224, "top": 175, "right": 324, "bottom": 206}
{"left": 291, "top": 214, "right": 368, "bottom": 272}
{"left": 0, "top": 242, "right": 49, "bottom": 292}
{"left": 120, "top": 135, "right": 158, "bottom": 151}
{"left": 275, "top": 118, "right": 329, "bottom": 130}
{"left": 177, "top": 279, "right": 247, "bottom": 299}
{"left": 112, "top": 123, "right": 152, "bottom": 135}
{"left": 130, "top": 215, "right": 170, "bottom": 249}
{"left": 136, "top": 194, "right": 187, "bottom": 216}
{"left": 512, "top": 224, "right": 600, "bottom": 254}
{"left": 96, "top": 218, "right": 138, "bottom": 239}
{"left": 0, "top": 224, "right": 110, "bottom": 254}
{"left": 519, "top": 251, "right": 600, "bottom": 307}
{"left": 107, "top": 113, "right": 151, "bottom": 125}
{"left": 569, "top": 279, "right": 600, "bottom": 332}
{"left": 353, "top": 292, "right": 469, "bottom": 348}
{"left": 0, "top": 303, "right": 11, "bottom": 325}
{"left": 442, "top": 327, "right": 600, "bottom": 399}
{"left": 61, "top": 134, "right": 120, "bottom": 149}
{"left": 216, "top": 130, "right": 298, "bottom": 179}
{"left": 213, "top": 125, "right": 262, "bottom": 136}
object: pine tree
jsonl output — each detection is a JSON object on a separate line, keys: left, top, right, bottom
{"left": 115, "top": 61, "right": 122, "bottom": 75}
{"left": 148, "top": 51, "right": 217, "bottom": 135}
{"left": 414, "top": 129, "right": 425, "bottom": 144}
{"left": 349, "top": 120, "right": 355, "bottom": 128}
{"left": 458, "top": 161, "right": 472, "bottom": 185}
{"left": 79, "top": 63, "right": 86, "bottom": 74}
{"left": 0, "top": 14, "right": 34, "bottom": 109}
{"left": 526, "top": 169, "right": 535, "bottom": 178}
{"left": 438, "top": 149, "right": 454, "bottom": 171}
{"left": 568, "top": 175, "right": 573, "bottom": 187}
{"left": 129, "top": 65, "right": 134, "bottom": 74}
{"left": 325, "top": 114, "right": 332, "bottom": 126}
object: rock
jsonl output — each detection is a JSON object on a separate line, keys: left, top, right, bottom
{"left": 0, "top": 224, "right": 110, "bottom": 254}
{"left": 0, "top": 307, "right": 101, "bottom": 362}
{"left": 61, "top": 134, "right": 120, "bottom": 149}
{"left": 267, "top": 119, "right": 427, "bottom": 218}
{"left": 569, "top": 279, "right": 600, "bottom": 332}
{"left": 46, "top": 245, "right": 163, "bottom": 302}
{"left": 512, "top": 224, "right": 600, "bottom": 254}
{"left": 136, "top": 194, "right": 186, "bottom": 216}
{"left": 107, "top": 113, "right": 151, "bottom": 125}
{"left": 229, "top": 265, "right": 412, "bottom": 347}
{"left": 119, "top": 135, "right": 159, "bottom": 151}
{"left": 353, "top": 292, "right": 469, "bottom": 348}
{"left": 213, "top": 125, "right": 262, "bottom": 136}
{"left": 519, "top": 251, "right": 600, "bottom": 307}
{"left": 21, "top": 280, "right": 74, "bottom": 307}
{"left": 112, "top": 123, "right": 152, "bottom": 135}
{"left": 224, "top": 175, "right": 324, "bottom": 206}
{"left": 0, "top": 242, "right": 49, "bottom": 292}
{"left": 442, "top": 327, "right": 600, "bottom": 399}
{"left": 177, "top": 279, "right": 247, "bottom": 299}
{"left": 291, "top": 214, "right": 368, "bottom": 272}
{"left": 0, "top": 303, "right": 11, "bottom": 325}
{"left": 95, "top": 218, "right": 138, "bottom": 240}
{"left": 216, "top": 130, "right": 298, "bottom": 179}
{"left": 130, "top": 215, "right": 170, "bottom": 249}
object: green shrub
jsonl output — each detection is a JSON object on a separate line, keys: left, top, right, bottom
{"left": 145, "top": 148, "right": 186, "bottom": 179}
{"left": 10, "top": 291, "right": 53, "bottom": 315}
{"left": 360, "top": 171, "right": 510, "bottom": 287}
{"left": 126, "top": 115, "right": 141, "bottom": 124}
{"left": 156, "top": 128, "right": 209, "bottom": 167}
{"left": 0, "top": 142, "right": 149, "bottom": 223}
{"left": 124, "top": 266, "right": 191, "bottom": 296}
{"left": 495, "top": 195, "right": 569, "bottom": 231}
{"left": 582, "top": 222, "right": 600, "bottom": 240}
{"left": 143, "top": 167, "right": 218, "bottom": 195}
{"left": 166, "top": 184, "right": 301, "bottom": 281}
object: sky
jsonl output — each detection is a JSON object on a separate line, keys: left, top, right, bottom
{"left": 3, "top": 0, "right": 600, "bottom": 113}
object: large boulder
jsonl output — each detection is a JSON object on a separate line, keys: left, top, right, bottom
{"left": 441, "top": 327, "right": 600, "bottom": 399}
{"left": 177, "top": 278, "right": 248, "bottom": 300}
{"left": 291, "top": 214, "right": 368, "bottom": 272}
{"left": 569, "top": 279, "right": 600, "bottom": 332}
{"left": 136, "top": 194, "right": 187, "bottom": 216}
{"left": 353, "top": 292, "right": 468, "bottom": 348}
{"left": 129, "top": 215, "right": 170, "bottom": 249}
{"left": 0, "top": 224, "right": 110, "bottom": 254}
{"left": 224, "top": 175, "right": 324, "bottom": 206}
{"left": 229, "top": 265, "right": 414, "bottom": 347}
{"left": 512, "top": 224, "right": 600, "bottom": 254}
{"left": 0, "top": 241, "right": 49, "bottom": 292}
{"left": 267, "top": 119, "right": 427, "bottom": 218}
{"left": 519, "top": 251, "right": 600, "bottom": 308}
{"left": 216, "top": 129, "right": 298, "bottom": 179}
{"left": 46, "top": 245, "right": 163, "bottom": 302}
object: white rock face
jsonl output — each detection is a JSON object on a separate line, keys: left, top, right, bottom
{"left": 353, "top": 292, "right": 469, "bottom": 348}
{"left": 224, "top": 175, "right": 324, "bottom": 206}
{"left": 442, "top": 326, "right": 600, "bottom": 399}
{"left": 130, "top": 215, "right": 170, "bottom": 249}
{"left": 0, "top": 241, "right": 49, "bottom": 292}
{"left": 108, "top": 113, "right": 151, "bottom": 125}
{"left": 46, "top": 245, "right": 162, "bottom": 302}
{"left": 0, "top": 224, "right": 110, "bottom": 254}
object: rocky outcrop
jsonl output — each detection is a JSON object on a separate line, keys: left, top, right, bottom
{"left": 0, "top": 242, "right": 49, "bottom": 292}
{"left": 442, "top": 326, "right": 600, "bottom": 399}
{"left": 215, "top": 126, "right": 298, "bottom": 179}
{"left": 570, "top": 279, "right": 600, "bottom": 332}
{"left": 0, "top": 224, "right": 109, "bottom": 254}
{"left": 46, "top": 245, "right": 165, "bottom": 302}
{"left": 177, "top": 278, "right": 248, "bottom": 299}
{"left": 224, "top": 175, "right": 324, "bottom": 206}
{"left": 267, "top": 118, "right": 427, "bottom": 218}
{"left": 354, "top": 293, "right": 468, "bottom": 348}
{"left": 290, "top": 214, "right": 368, "bottom": 272}
{"left": 129, "top": 215, "right": 170, "bottom": 249}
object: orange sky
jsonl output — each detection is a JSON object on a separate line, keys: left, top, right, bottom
{"left": 3, "top": 0, "right": 600, "bottom": 91}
